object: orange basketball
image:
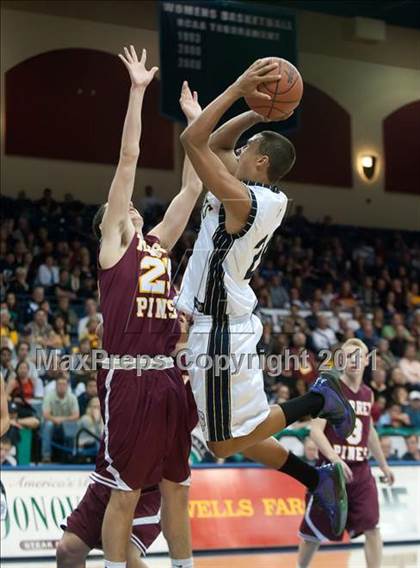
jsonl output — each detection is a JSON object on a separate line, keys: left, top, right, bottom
{"left": 245, "top": 57, "right": 303, "bottom": 120}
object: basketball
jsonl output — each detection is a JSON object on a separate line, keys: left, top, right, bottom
{"left": 245, "top": 57, "right": 303, "bottom": 120}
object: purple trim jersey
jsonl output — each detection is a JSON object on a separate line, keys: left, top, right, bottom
{"left": 323, "top": 381, "right": 373, "bottom": 463}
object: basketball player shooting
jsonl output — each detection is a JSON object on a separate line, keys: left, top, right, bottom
{"left": 91, "top": 46, "right": 201, "bottom": 568}
{"left": 297, "top": 339, "right": 395, "bottom": 568}
{"left": 179, "top": 59, "right": 357, "bottom": 537}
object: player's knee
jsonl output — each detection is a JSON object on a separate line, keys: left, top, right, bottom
{"left": 56, "top": 537, "right": 84, "bottom": 567}
{"left": 163, "top": 482, "right": 189, "bottom": 506}
{"left": 109, "top": 488, "right": 140, "bottom": 513}
{"left": 365, "top": 527, "right": 381, "bottom": 541}
{"left": 207, "top": 442, "right": 233, "bottom": 459}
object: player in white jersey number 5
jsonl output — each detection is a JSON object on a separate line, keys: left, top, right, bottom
{"left": 178, "top": 61, "right": 356, "bottom": 537}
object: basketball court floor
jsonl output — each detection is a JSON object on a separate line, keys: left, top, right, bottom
{"left": 3, "top": 544, "right": 420, "bottom": 568}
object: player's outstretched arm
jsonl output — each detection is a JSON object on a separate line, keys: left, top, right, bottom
{"left": 367, "top": 418, "right": 395, "bottom": 485}
{"left": 209, "top": 111, "right": 262, "bottom": 175}
{"left": 150, "top": 82, "right": 203, "bottom": 251}
{"left": 310, "top": 418, "right": 354, "bottom": 482}
{"left": 100, "top": 47, "right": 157, "bottom": 257}
{"left": 181, "top": 60, "right": 280, "bottom": 234}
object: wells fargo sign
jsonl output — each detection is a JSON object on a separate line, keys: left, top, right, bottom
{"left": 189, "top": 467, "right": 306, "bottom": 549}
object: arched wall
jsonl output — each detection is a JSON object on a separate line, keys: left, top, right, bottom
{"left": 1, "top": 7, "right": 419, "bottom": 229}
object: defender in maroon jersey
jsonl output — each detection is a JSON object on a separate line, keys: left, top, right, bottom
{"left": 89, "top": 47, "right": 202, "bottom": 567}
{"left": 298, "top": 339, "right": 395, "bottom": 568}
{"left": 57, "top": 483, "right": 161, "bottom": 568}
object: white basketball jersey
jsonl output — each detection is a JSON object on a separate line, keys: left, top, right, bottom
{"left": 176, "top": 181, "right": 288, "bottom": 318}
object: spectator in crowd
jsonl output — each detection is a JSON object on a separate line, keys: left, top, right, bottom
{"left": 54, "top": 269, "right": 77, "bottom": 301}
{"left": 302, "top": 437, "right": 318, "bottom": 466}
{"left": 1, "top": 308, "right": 19, "bottom": 348}
{"left": 77, "top": 298, "right": 103, "bottom": 340}
{"left": 311, "top": 314, "right": 337, "bottom": 353}
{"left": 6, "top": 361, "right": 34, "bottom": 401}
{"left": 392, "top": 386, "right": 409, "bottom": 407}
{"left": 0, "top": 436, "right": 16, "bottom": 467}
{"left": 405, "top": 391, "right": 420, "bottom": 429}
{"left": 370, "top": 369, "right": 390, "bottom": 401}
{"left": 289, "top": 287, "right": 308, "bottom": 310}
{"left": 401, "top": 435, "right": 420, "bottom": 461}
{"left": 1, "top": 346, "right": 16, "bottom": 383}
{"left": 376, "top": 338, "right": 397, "bottom": 372}
{"left": 8, "top": 266, "right": 30, "bottom": 295}
{"left": 390, "top": 367, "right": 408, "bottom": 388}
{"left": 52, "top": 315, "right": 71, "bottom": 352}
{"left": 77, "top": 377, "right": 98, "bottom": 416}
{"left": 270, "top": 275, "right": 289, "bottom": 308}
{"left": 355, "top": 318, "right": 379, "bottom": 351}
{"left": 41, "top": 375, "right": 80, "bottom": 463}
{"left": 289, "top": 332, "right": 318, "bottom": 385}
{"left": 77, "top": 396, "right": 103, "bottom": 450}
{"left": 283, "top": 305, "right": 308, "bottom": 335}
{"left": 344, "top": 305, "right": 363, "bottom": 333}
{"left": 335, "top": 280, "right": 357, "bottom": 309}
{"left": 305, "top": 300, "right": 321, "bottom": 331}
{"left": 71, "top": 338, "right": 94, "bottom": 394}
{"left": 38, "top": 187, "right": 59, "bottom": 216}
{"left": 321, "top": 282, "right": 335, "bottom": 309}
{"left": 399, "top": 344, "right": 420, "bottom": 385}
{"left": 410, "top": 312, "right": 420, "bottom": 340}
{"left": 390, "top": 324, "right": 414, "bottom": 358}
{"left": 379, "top": 436, "right": 398, "bottom": 461}
{"left": 25, "top": 308, "right": 55, "bottom": 350}
{"left": 372, "top": 307, "right": 385, "bottom": 336}
{"left": 5, "top": 361, "right": 41, "bottom": 430}
{"left": 12, "top": 341, "right": 41, "bottom": 389}
{"left": 260, "top": 322, "right": 276, "bottom": 355}
{"left": 326, "top": 303, "right": 345, "bottom": 335}
{"left": 36, "top": 255, "right": 59, "bottom": 288}
{"left": 23, "top": 286, "right": 45, "bottom": 323}
{"left": 5, "top": 292, "right": 19, "bottom": 324}
{"left": 382, "top": 313, "right": 410, "bottom": 341}
{"left": 360, "top": 276, "right": 375, "bottom": 308}
{"left": 80, "top": 317, "right": 101, "bottom": 349}
{"left": 371, "top": 395, "right": 387, "bottom": 424}
{"left": 407, "top": 283, "right": 420, "bottom": 309}
{"left": 7, "top": 388, "right": 39, "bottom": 432}
{"left": 54, "top": 296, "right": 79, "bottom": 332}
{"left": 377, "top": 403, "right": 411, "bottom": 429}
{"left": 287, "top": 204, "right": 308, "bottom": 232}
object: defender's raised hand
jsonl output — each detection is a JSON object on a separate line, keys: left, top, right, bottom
{"left": 180, "top": 81, "right": 202, "bottom": 124}
{"left": 118, "top": 46, "right": 158, "bottom": 89}
{"left": 234, "top": 59, "right": 281, "bottom": 101}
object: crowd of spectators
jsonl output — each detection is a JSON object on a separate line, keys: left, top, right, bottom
{"left": 0, "top": 189, "right": 419, "bottom": 466}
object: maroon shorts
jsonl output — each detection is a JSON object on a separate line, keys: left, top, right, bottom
{"left": 92, "top": 367, "right": 198, "bottom": 491}
{"left": 299, "top": 461, "right": 379, "bottom": 542}
{"left": 63, "top": 482, "right": 160, "bottom": 555}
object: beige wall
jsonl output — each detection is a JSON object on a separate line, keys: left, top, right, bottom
{"left": 0, "top": 8, "right": 184, "bottom": 206}
{"left": 284, "top": 52, "right": 420, "bottom": 229}
{"left": 1, "top": 6, "right": 419, "bottom": 229}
